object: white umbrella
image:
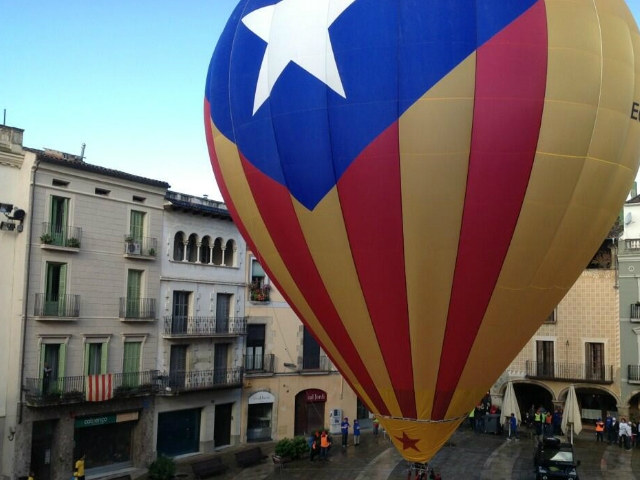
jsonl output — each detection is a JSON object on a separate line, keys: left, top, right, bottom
{"left": 561, "top": 385, "right": 582, "bottom": 444}
{"left": 501, "top": 382, "right": 520, "bottom": 438}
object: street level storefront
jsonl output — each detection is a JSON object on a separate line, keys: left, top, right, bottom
{"left": 247, "top": 391, "right": 274, "bottom": 441}
{"left": 294, "top": 389, "right": 326, "bottom": 436}
{"left": 157, "top": 408, "right": 201, "bottom": 457}
{"left": 74, "top": 412, "right": 139, "bottom": 471}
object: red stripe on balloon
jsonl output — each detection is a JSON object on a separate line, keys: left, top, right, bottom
{"left": 337, "top": 122, "right": 416, "bottom": 419}
{"left": 431, "top": 0, "right": 548, "bottom": 419}
{"left": 205, "top": 99, "right": 390, "bottom": 415}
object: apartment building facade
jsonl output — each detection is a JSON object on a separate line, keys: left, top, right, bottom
{"left": 155, "top": 192, "right": 246, "bottom": 456}
{"left": 0, "top": 125, "right": 169, "bottom": 480}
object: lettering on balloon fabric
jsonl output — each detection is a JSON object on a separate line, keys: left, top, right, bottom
{"left": 631, "top": 102, "right": 640, "bottom": 121}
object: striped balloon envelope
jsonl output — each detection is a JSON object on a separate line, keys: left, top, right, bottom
{"left": 205, "top": 0, "right": 640, "bottom": 462}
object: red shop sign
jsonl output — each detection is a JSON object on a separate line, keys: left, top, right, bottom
{"left": 305, "top": 389, "right": 327, "bottom": 403}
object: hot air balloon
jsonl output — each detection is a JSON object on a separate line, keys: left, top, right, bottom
{"left": 205, "top": 0, "right": 640, "bottom": 463}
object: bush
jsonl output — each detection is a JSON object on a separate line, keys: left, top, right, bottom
{"left": 292, "top": 436, "right": 310, "bottom": 458}
{"left": 274, "top": 436, "right": 309, "bottom": 459}
{"left": 148, "top": 455, "right": 175, "bottom": 480}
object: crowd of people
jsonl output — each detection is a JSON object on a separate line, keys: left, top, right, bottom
{"left": 595, "top": 414, "right": 639, "bottom": 450}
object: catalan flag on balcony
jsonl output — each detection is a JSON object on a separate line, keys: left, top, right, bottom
{"left": 86, "top": 374, "right": 113, "bottom": 402}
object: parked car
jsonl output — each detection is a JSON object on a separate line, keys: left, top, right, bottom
{"left": 533, "top": 436, "right": 580, "bottom": 480}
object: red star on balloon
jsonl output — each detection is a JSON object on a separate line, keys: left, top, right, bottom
{"left": 394, "top": 431, "right": 421, "bottom": 452}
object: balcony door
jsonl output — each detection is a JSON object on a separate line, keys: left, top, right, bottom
{"left": 172, "top": 291, "right": 190, "bottom": 334}
{"left": 123, "top": 341, "right": 142, "bottom": 387}
{"left": 586, "top": 342, "right": 605, "bottom": 381}
{"left": 129, "top": 210, "right": 145, "bottom": 243}
{"left": 50, "top": 196, "right": 69, "bottom": 246}
{"left": 215, "top": 294, "right": 231, "bottom": 333}
{"left": 303, "top": 327, "right": 320, "bottom": 369}
{"left": 40, "top": 343, "right": 65, "bottom": 393}
{"left": 45, "top": 262, "right": 67, "bottom": 316}
{"left": 536, "top": 340, "right": 554, "bottom": 377}
{"left": 126, "top": 270, "right": 143, "bottom": 318}
{"left": 246, "top": 325, "right": 265, "bottom": 371}
{"left": 84, "top": 343, "right": 106, "bottom": 375}
{"left": 170, "top": 345, "right": 188, "bottom": 389}
{"left": 214, "top": 344, "right": 229, "bottom": 384}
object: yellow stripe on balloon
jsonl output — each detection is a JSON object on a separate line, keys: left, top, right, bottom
{"left": 210, "top": 123, "right": 377, "bottom": 409}
{"left": 292, "top": 192, "right": 402, "bottom": 416}
{"left": 446, "top": 0, "right": 640, "bottom": 418}
{"left": 399, "top": 53, "right": 476, "bottom": 419}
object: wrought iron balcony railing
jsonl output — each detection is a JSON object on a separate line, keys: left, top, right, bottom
{"left": 23, "top": 370, "right": 159, "bottom": 406}
{"left": 41, "top": 222, "right": 83, "bottom": 249}
{"left": 119, "top": 297, "right": 156, "bottom": 320}
{"left": 301, "top": 355, "right": 333, "bottom": 373}
{"left": 123, "top": 235, "right": 157, "bottom": 257}
{"left": 631, "top": 304, "right": 640, "bottom": 322}
{"left": 625, "top": 238, "right": 640, "bottom": 251}
{"left": 628, "top": 365, "right": 640, "bottom": 384}
{"left": 244, "top": 354, "right": 275, "bottom": 374}
{"left": 163, "top": 316, "right": 247, "bottom": 336}
{"left": 156, "top": 367, "right": 243, "bottom": 393}
{"left": 526, "top": 360, "right": 613, "bottom": 384}
{"left": 34, "top": 293, "right": 80, "bottom": 318}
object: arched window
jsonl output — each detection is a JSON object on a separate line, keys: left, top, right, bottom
{"left": 200, "top": 236, "right": 211, "bottom": 264}
{"left": 212, "top": 238, "right": 223, "bottom": 265}
{"left": 186, "top": 234, "right": 198, "bottom": 263}
{"left": 173, "top": 232, "right": 185, "bottom": 261}
{"left": 224, "top": 239, "right": 236, "bottom": 267}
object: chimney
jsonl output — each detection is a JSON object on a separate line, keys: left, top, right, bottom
{"left": 0, "top": 125, "right": 25, "bottom": 154}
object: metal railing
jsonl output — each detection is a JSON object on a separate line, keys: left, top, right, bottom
{"left": 301, "top": 355, "right": 332, "bottom": 372}
{"left": 244, "top": 354, "right": 275, "bottom": 373}
{"left": 41, "top": 222, "right": 83, "bottom": 248}
{"left": 628, "top": 365, "right": 640, "bottom": 383}
{"left": 23, "top": 370, "right": 159, "bottom": 406}
{"left": 625, "top": 238, "right": 640, "bottom": 251}
{"left": 119, "top": 297, "right": 156, "bottom": 320}
{"left": 157, "top": 367, "right": 243, "bottom": 393}
{"left": 34, "top": 293, "right": 80, "bottom": 318}
{"left": 526, "top": 360, "right": 614, "bottom": 384}
{"left": 163, "top": 316, "right": 247, "bottom": 336}
{"left": 631, "top": 304, "right": 640, "bottom": 322}
{"left": 123, "top": 235, "right": 157, "bottom": 256}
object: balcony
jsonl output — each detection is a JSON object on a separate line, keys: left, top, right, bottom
{"left": 163, "top": 316, "right": 247, "bottom": 337}
{"left": 628, "top": 365, "right": 640, "bottom": 384}
{"left": 300, "top": 355, "right": 333, "bottom": 373}
{"left": 244, "top": 354, "right": 275, "bottom": 375}
{"left": 630, "top": 304, "right": 640, "bottom": 322}
{"left": 525, "top": 360, "right": 614, "bottom": 384}
{"left": 119, "top": 297, "right": 156, "bottom": 321}
{"left": 249, "top": 283, "right": 271, "bottom": 303}
{"left": 40, "top": 222, "right": 83, "bottom": 251}
{"left": 123, "top": 235, "right": 157, "bottom": 259}
{"left": 23, "top": 370, "right": 159, "bottom": 407}
{"left": 33, "top": 293, "right": 80, "bottom": 319}
{"left": 157, "top": 367, "right": 243, "bottom": 394}
{"left": 625, "top": 238, "right": 640, "bottom": 251}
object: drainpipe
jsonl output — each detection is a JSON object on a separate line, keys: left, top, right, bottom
{"left": 18, "top": 157, "right": 40, "bottom": 424}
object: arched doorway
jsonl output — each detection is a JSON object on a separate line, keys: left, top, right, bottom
{"left": 514, "top": 382, "right": 553, "bottom": 414}
{"left": 294, "top": 389, "right": 326, "bottom": 436}
{"left": 628, "top": 391, "right": 640, "bottom": 422}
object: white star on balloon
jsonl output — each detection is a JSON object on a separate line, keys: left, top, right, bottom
{"left": 242, "top": 0, "right": 358, "bottom": 114}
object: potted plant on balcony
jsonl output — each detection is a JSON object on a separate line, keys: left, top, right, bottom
{"left": 148, "top": 247, "right": 156, "bottom": 256}
{"left": 250, "top": 282, "right": 271, "bottom": 302}
{"left": 40, "top": 233, "right": 54, "bottom": 244}
{"left": 66, "top": 237, "right": 81, "bottom": 248}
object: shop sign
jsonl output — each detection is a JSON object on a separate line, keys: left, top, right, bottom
{"left": 249, "top": 391, "right": 275, "bottom": 405}
{"left": 75, "top": 411, "right": 139, "bottom": 428}
{"left": 305, "top": 389, "right": 326, "bottom": 403}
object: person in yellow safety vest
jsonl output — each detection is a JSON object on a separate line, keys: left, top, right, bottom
{"left": 468, "top": 408, "right": 476, "bottom": 431}
{"left": 534, "top": 409, "right": 542, "bottom": 436}
{"left": 596, "top": 418, "right": 605, "bottom": 443}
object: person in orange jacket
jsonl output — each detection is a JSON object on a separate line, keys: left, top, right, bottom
{"left": 595, "top": 418, "right": 605, "bottom": 443}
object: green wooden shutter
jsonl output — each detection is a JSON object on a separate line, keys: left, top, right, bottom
{"left": 58, "top": 343, "right": 66, "bottom": 391}
{"left": 39, "top": 344, "right": 46, "bottom": 379}
{"left": 130, "top": 211, "right": 144, "bottom": 243}
{"left": 100, "top": 342, "right": 108, "bottom": 374}
{"left": 123, "top": 342, "right": 141, "bottom": 387}
{"left": 58, "top": 264, "right": 67, "bottom": 316}
{"left": 126, "top": 270, "right": 142, "bottom": 317}
{"left": 84, "top": 343, "right": 90, "bottom": 376}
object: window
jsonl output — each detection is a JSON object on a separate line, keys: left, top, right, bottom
{"left": 129, "top": 210, "right": 145, "bottom": 243}
{"left": 95, "top": 188, "right": 110, "bottom": 196}
{"left": 251, "top": 259, "right": 267, "bottom": 288}
{"left": 123, "top": 341, "right": 142, "bottom": 386}
{"left": 172, "top": 291, "right": 191, "bottom": 334}
{"left": 49, "top": 196, "right": 69, "bottom": 246}
{"left": 536, "top": 340, "right": 554, "bottom": 377}
{"left": 85, "top": 343, "right": 105, "bottom": 375}
{"left": 246, "top": 325, "right": 266, "bottom": 370}
{"left": 186, "top": 234, "right": 198, "bottom": 262}
{"left": 173, "top": 232, "right": 185, "bottom": 261}
{"left": 45, "top": 262, "right": 68, "bottom": 316}
{"left": 224, "top": 239, "right": 236, "bottom": 266}
{"left": 216, "top": 293, "right": 231, "bottom": 333}
{"left": 200, "top": 236, "right": 211, "bottom": 264}
{"left": 52, "top": 179, "right": 69, "bottom": 187}
{"left": 303, "top": 327, "right": 321, "bottom": 370}
{"left": 126, "top": 270, "right": 143, "bottom": 317}
{"left": 212, "top": 238, "right": 223, "bottom": 265}
{"left": 133, "top": 195, "right": 146, "bottom": 203}
{"left": 40, "top": 343, "right": 66, "bottom": 393}
{"left": 586, "top": 342, "right": 605, "bottom": 381}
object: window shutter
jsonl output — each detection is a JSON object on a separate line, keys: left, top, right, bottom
{"left": 84, "top": 343, "right": 90, "bottom": 376}
{"left": 58, "top": 343, "right": 66, "bottom": 391}
{"left": 39, "top": 344, "right": 46, "bottom": 378}
{"left": 100, "top": 342, "right": 108, "bottom": 374}
{"left": 58, "top": 264, "right": 67, "bottom": 316}
{"left": 130, "top": 211, "right": 144, "bottom": 242}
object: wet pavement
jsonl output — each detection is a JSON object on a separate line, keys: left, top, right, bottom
{"left": 171, "top": 426, "right": 640, "bottom": 480}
